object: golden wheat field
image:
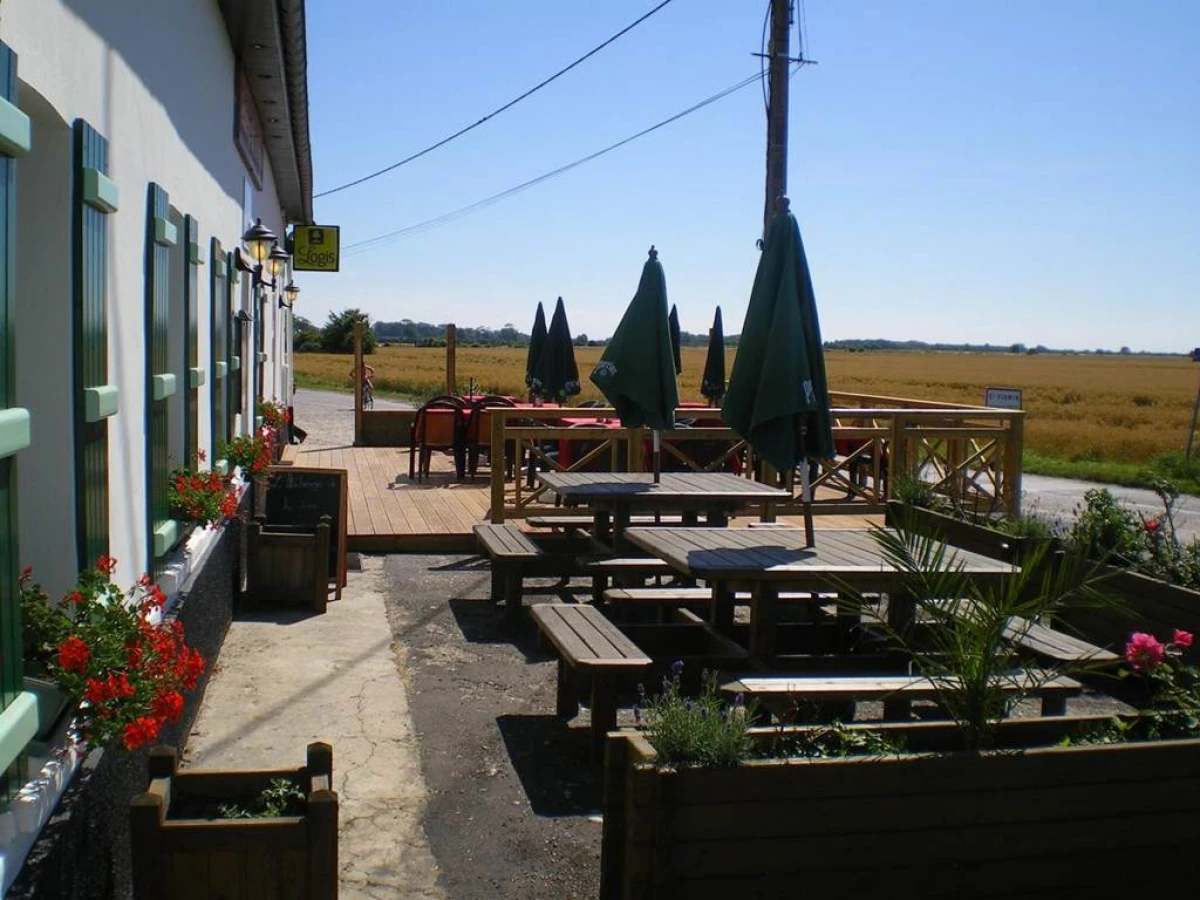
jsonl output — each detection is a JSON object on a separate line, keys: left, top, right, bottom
{"left": 294, "top": 346, "right": 1199, "bottom": 465}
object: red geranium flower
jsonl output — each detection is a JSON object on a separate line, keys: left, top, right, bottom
{"left": 58, "top": 636, "right": 91, "bottom": 673}
{"left": 1173, "top": 629, "right": 1194, "bottom": 650}
{"left": 96, "top": 554, "right": 118, "bottom": 575}
{"left": 151, "top": 690, "right": 185, "bottom": 725}
{"left": 1145, "top": 519, "right": 1160, "bottom": 533}
{"left": 122, "top": 716, "right": 162, "bottom": 751}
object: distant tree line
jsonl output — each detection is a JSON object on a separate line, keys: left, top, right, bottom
{"left": 824, "top": 338, "right": 1174, "bottom": 356}
{"left": 294, "top": 311, "right": 1174, "bottom": 357}
{"left": 372, "top": 318, "right": 729, "bottom": 348}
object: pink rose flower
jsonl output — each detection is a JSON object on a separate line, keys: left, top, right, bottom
{"left": 1173, "top": 629, "right": 1194, "bottom": 650}
{"left": 1125, "top": 632, "right": 1166, "bottom": 672}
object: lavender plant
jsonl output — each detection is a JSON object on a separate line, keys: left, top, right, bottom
{"left": 636, "top": 662, "right": 755, "bottom": 768}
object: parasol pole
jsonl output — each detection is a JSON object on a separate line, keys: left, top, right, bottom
{"left": 797, "top": 415, "right": 816, "bottom": 547}
{"left": 653, "top": 429, "right": 662, "bottom": 483}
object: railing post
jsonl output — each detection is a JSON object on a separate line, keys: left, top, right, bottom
{"left": 491, "top": 408, "right": 507, "bottom": 523}
{"left": 628, "top": 426, "right": 645, "bottom": 472}
{"left": 889, "top": 414, "right": 910, "bottom": 492}
{"left": 353, "top": 322, "right": 363, "bottom": 446}
{"left": 1003, "top": 412, "right": 1025, "bottom": 518}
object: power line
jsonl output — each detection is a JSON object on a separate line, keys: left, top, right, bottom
{"left": 342, "top": 72, "right": 764, "bottom": 256}
{"left": 315, "top": 0, "right": 680, "bottom": 199}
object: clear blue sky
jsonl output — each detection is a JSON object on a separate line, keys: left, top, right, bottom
{"left": 302, "top": 0, "right": 1198, "bottom": 353}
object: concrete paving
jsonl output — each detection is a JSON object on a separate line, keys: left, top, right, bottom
{"left": 183, "top": 556, "right": 445, "bottom": 900}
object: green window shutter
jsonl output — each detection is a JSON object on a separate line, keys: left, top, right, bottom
{"left": 231, "top": 251, "right": 245, "bottom": 429}
{"left": 254, "top": 284, "right": 265, "bottom": 404}
{"left": 0, "top": 41, "right": 23, "bottom": 799}
{"left": 183, "top": 214, "right": 199, "bottom": 464}
{"left": 145, "top": 184, "right": 174, "bottom": 568}
{"left": 209, "top": 237, "right": 227, "bottom": 462}
{"left": 72, "top": 119, "right": 113, "bottom": 572}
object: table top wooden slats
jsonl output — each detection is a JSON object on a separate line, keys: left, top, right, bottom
{"left": 624, "top": 527, "right": 1014, "bottom": 583}
{"left": 529, "top": 604, "right": 652, "bottom": 669}
{"left": 538, "top": 471, "right": 791, "bottom": 502}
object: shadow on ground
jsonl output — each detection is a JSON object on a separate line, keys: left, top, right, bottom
{"left": 496, "top": 714, "right": 602, "bottom": 816}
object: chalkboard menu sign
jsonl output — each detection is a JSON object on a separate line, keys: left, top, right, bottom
{"left": 264, "top": 466, "right": 348, "bottom": 598}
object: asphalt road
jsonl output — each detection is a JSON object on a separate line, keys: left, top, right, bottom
{"left": 1022, "top": 473, "right": 1200, "bottom": 542}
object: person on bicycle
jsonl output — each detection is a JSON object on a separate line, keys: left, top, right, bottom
{"left": 350, "top": 363, "right": 375, "bottom": 406}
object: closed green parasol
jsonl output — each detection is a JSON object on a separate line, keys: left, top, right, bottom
{"left": 590, "top": 246, "right": 679, "bottom": 479}
{"left": 722, "top": 199, "right": 833, "bottom": 540}
{"left": 668, "top": 304, "right": 682, "bottom": 376}
{"left": 525, "top": 301, "right": 547, "bottom": 397}
{"left": 531, "top": 296, "right": 581, "bottom": 404}
{"left": 700, "top": 306, "right": 726, "bottom": 405}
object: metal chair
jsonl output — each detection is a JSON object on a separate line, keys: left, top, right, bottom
{"left": 409, "top": 397, "right": 468, "bottom": 480}
{"left": 465, "top": 396, "right": 517, "bottom": 479}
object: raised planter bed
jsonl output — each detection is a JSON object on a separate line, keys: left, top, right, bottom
{"left": 601, "top": 719, "right": 1200, "bottom": 899}
{"left": 884, "top": 500, "right": 1053, "bottom": 563}
{"left": 1060, "top": 565, "right": 1200, "bottom": 651}
{"left": 130, "top": 742, "right": 337, "bottom": 900}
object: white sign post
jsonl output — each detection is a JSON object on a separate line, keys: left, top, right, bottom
{"left": 984, "top": 387, "right": 1023, "bottom": 410}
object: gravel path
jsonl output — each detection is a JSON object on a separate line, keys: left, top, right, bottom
{"left": 291, "top": 387, "right": 411, "bottom": 449}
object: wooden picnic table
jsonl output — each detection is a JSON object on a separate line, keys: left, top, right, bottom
{"left": 536, "top": 471, "right": 791, "bottom": 550}
{"left": 623, "top": 526, "right": 1016, "bottom": 660}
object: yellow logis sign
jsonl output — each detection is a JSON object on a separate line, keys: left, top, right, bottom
{"left": 292, "top": 225, "right": 340, "bottom": 272}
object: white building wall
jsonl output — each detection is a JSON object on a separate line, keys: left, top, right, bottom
{"left": 2, "top": 0, "right": 291, "bottom": 587}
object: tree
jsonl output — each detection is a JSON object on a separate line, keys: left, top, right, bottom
{"left": 1010, "top": 343, "right": 1026, "bottom": 354}
{"left": 292, "top": 315, "right": 322, "bottom": 352}
{"left": 321, "top": 308, "right": 377, "bottom": 355}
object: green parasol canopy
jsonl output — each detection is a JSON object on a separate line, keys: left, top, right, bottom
{"left": 668, "top": 304, "right": 682, "bottom": 376}
{"left": 700, "top": 306, "right": 726, "bottom": 403}
{"left": 590, "top": 247, "right": 679, "bottom": 433}
{"left": 531, "top": 296, "right": 581, "bottom": 403}
{"left": 525, "top": 301, "right": 547, "bottom": 392}
{"left": 722, "top": 199, "right": 833, "bottom": 471}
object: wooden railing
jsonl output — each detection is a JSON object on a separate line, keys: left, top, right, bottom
{"left": 486, "top": 398, "right": 1025, "bottom": 523}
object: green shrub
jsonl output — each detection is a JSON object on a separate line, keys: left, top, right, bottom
{"left": 890, "top": 475, "right": 952, "bottom": 513}
{"left": 1069, "top": 488, "right": 1147, "bottom": 566}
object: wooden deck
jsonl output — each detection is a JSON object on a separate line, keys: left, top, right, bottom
{"left": 286, "top": 445, "right": 878, "bottom": 553}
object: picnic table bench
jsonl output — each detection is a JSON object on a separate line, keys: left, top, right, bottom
{"left": 530, "top": 603, "right": 652, "bottom": 757}
{"left": 474, "top": 523, "right": 601, "bottom": 618}
{"left": 525, "top": 513, "right": 699, "bottom": 532}
{"left": 602, "top": 586, "right": 840, "bottom": 623}
{"left": 721, "top": 671, "right": 1083, "bottom": 721}
{"left": 921, "top": 599, "right": 1120, "bottom": 666}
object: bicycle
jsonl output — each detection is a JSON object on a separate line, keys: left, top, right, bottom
{"left": 362, "top": 379, "right": 374, "bottom": 409}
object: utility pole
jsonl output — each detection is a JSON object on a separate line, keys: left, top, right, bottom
{"left": 763, "top": 0, "right": 793, "bottom": 240}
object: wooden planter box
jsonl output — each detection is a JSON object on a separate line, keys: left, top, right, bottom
{"left": 247, "top": 516, "right": 331, "bottom": 613}
{"left": 885, "top": 500, "right": 1054, "bottom": 563}
{"left": 1060, "top": 566, "right": 1200, "bottom": 651}
{"left": 601, "top": 719, "right": 1200, "bottom": 899}
{"left": 131, "top": 742, "right": 337, "bottom": 900}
